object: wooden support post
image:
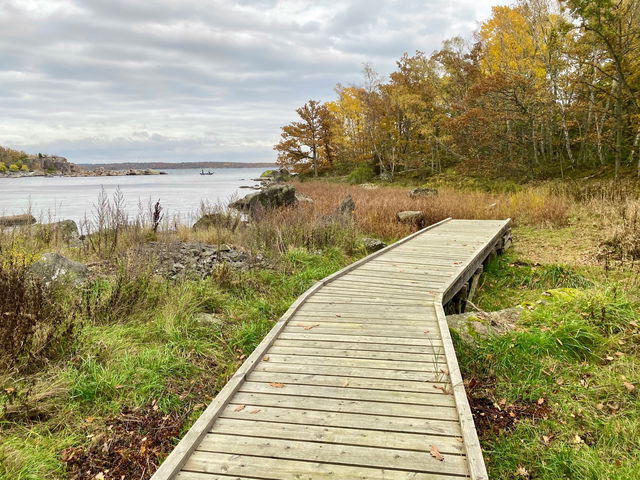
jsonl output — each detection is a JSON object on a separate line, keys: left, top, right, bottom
{"left": 466, "top": 266, "right": 483, "bottom": 307}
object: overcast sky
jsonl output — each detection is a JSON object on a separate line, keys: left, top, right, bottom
{"left": 0, "top": 0, "right": 501, "bottom": 164}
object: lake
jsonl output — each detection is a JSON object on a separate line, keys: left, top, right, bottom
{"left": 0, "top": 168, "right": 268, "bottom": 225}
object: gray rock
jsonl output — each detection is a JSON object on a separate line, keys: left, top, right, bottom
{"left": 29, "top": 252, "right": 88, "bottom": 286}
{"left": 446, "top": 307, "right": 522, "bottom": 345}
{"left": 193, "top": 212, "right": 240, "bottom": 231}
{"left": 409, "top": 187, "right": 438, "bottom": 198}
{"left": 36, "top": 220, "right": 79, "bottom": 242}
{"left": 229, "top": 184, "right": 297, "bottom": 212}
{"left": 338, "top": 195, "right": 356, "bottom": 215}
{"left": 396, "top": 211, "right": 424, "bottom": 226}
{"left": 0, "top": 214, "right": 37, "bottom": 227}
{"left": 195, "top": 313, "right": 224, "bottom": 326}
{"left": 295, "top": 192, "right": 314, "bottom": 204}
{"left": 361, "top": 237, "right": 386, "bottom": 253}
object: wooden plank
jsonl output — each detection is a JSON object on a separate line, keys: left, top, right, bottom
{"left": 266, "top": 345, "right": 444, "bottom": 362}
{"left": 220, "top": 403, "right": 462, "bottom": 436}
{"left": 182, "top": 452, "right": 462, "bottom": 480}
{"left": 283, "top": 324, "right": 442, "bottom": 339}
{"left": 238, "top": 381, "right": 455, "bottom": 407}
{"left": 196, "top": 433, "right": 469, "bottom": 476}
{"left": 278, "top": 332, "right": 443, "bottom": 347}
{"left": 262, "top": 354, "right": 446, "bottom": 371}
{"left": 230, "top": 392, "right": 459, "bottom": 420}
{"left": 246, "top": 371, "right": 448, "bottom": 393}
{"left": 291, "top": 314, "right": 437, "bottom": 326}
{"left": 253, "top": 362, "right": 447, "bottom": 383}
{"left": 210, "top": 418, "right": 466, "bottom": 454}
{"left": 271, "top": 338, "right": 441, "bottom": 354}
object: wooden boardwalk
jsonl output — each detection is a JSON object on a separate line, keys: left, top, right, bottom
{"left": 152, "top": 218, "right": 512, "bottom": 480}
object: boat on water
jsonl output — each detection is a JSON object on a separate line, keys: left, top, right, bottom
{"left": 200, "top": 169, "right": 215, "bottom": 175}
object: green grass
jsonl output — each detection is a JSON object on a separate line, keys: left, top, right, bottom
{"left": 0, "top": 247, "right": 353, "bottom": 480}
{"left": 459, "top": 254, "right": 640, "bottom": 479}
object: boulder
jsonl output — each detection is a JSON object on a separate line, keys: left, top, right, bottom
{"left": 195, "top": 313, "right": 225, "bottom": 326}
{"left": 396, "top": 211, "right": 424, "bottom": 226}
{"left": 0, "top": 214, "right": 37, "bottom": 227}
{"left": 361, "top": 237, "right": 386, "bottom": 253}
{"left": 337, "top": 195, "right": 356, "bottom": 215}
{"left": 36, "top": 220, "right": 79, "bottom": 242}
{"left": 229, "top": 184, "right": 297, "bottom": 212}
{"left": 29, "top": 253, "right": 89, "bottom": 286}
{"left": 295, "top": 192, "right": 314, "bottom": 204}
{"left": 446, "top": 307, "right": 521, "bottom": 345}
{"left": 409, "top": 187, "right": 438, "bottom": 198}
{"left": 193, "top": 212, "right": 240, "bottom": 231}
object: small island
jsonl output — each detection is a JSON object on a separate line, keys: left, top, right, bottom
{"left": 0, "top": 146, "right": 164, "bottom": 178}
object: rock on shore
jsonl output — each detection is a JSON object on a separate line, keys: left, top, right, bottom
{"left": 0, "top": 214, "right": 37, "bottom": 227}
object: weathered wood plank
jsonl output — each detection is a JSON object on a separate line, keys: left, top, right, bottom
{"left": 182, "top": 452, "right": 463, "bottom": 480}
{"left": 220, "top": 403, "right": 462, "bottom": 436}
{"left": 196, "top": 433, "right": 469, "bottom": 476}
{"left": 210, "top": 418, "right": 466, "bottom": 454}
{"left": 230, "top": 392, "right": 459, "bottom": 420}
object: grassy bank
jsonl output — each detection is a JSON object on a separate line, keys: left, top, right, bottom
{"left": 1, "top": 179, "right": 639, "bottom": 479}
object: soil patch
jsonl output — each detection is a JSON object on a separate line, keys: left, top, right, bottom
{"left": 61, "top": 405, "right": 184, "bottom": 480}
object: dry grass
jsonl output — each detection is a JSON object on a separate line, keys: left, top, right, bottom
{"left": 294, "top": 181, "right": 570, "bottom": 239}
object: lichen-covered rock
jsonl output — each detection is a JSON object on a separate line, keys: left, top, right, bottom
{"left": 0, "top": 214, "right": 37, "bottom": 227}
{"left": 409, "top": 187, "right": 438, "bottom": 198}
{"left": 361, "top": 237, "right": 386, "bottom": 253}
{"left": 446, "top": 307, "right": 522, "bottom": 345}
{"left": 338, "top": 195, "right": 356, "bottom": 215}
{"left": 36, "top": 220, "right": 79, "bottom": 242}
{"left": 295, "top": 192, "right": 314, "bottom": 204}
{"left": 192, "top": 212, "right": 240, "bottom": 231}
{"left": 396, "top": 210, "right": 424, "bottom": 226}
{"left": 229, "top": 184, "right": 297, "bottom": 212}
{"left": 29, "top": 252, "right": 89, "bottom": 286}
{"left": 138, "top": 241, "right": 263, "bottom": 279}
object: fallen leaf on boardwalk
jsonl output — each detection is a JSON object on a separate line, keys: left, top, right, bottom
{"left": 434, "top": 385, "right": 451, "bottom": 394}
{"left": 335, "top": 314, "right": 342, "bottom": 317}
{"left": 303, "top": 324, "right": 320, "bottom": 330}
{"left": 515, "top": 466, "right": 529, "bottom": 477}
{"left": 623, "top": 382, "right": 635, "bottom": 391}
{"left": 429, "top": 445, "right": 444, "bottom": 461}
{"left": 234, "top": 405, "right": 246, "bottom": 412}
{"left": 537, "top": 398, "right": 545, "bottom": 405}
{"left": 270, "top": 382, "right": 285, "bottom": 388}
{"left": 440, "top": 368, "right": 449, "bottom": 375}
{"left": 249, "top": 409, "right": 261, "bottom": 414}
{"left": 342, "top": 381, "right": 350, "bottom": 387}
{"left": 262, "top": 356, "right": 270, "bottom": 362}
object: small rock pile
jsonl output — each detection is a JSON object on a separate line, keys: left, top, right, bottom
{"left": 139, "top": 242, "right": 263, "bottom": 279}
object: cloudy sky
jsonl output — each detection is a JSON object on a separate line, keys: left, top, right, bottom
{"left": 0, "top": 0, "right": 501, "bottom": 164}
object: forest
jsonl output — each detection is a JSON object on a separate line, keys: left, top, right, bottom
{"left": 275, "top": 0, "right": 640, "bottom": 180}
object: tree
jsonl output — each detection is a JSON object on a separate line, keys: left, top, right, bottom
{"left": 274, "top": 100, "right": 336, "bottom": 176}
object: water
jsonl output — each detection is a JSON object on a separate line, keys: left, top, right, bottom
{"left": 0, "top": 168, "right": 267, "bottom": 224}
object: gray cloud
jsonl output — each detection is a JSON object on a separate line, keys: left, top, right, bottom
{"left": 0, "top": 0, "right": 500, "bottom": 163}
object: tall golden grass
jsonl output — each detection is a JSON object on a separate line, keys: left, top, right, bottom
{"left": 293, "top": 182, "right": 570, "bottom": 239}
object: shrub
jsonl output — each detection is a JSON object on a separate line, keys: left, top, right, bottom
{"left": 9, "top": 164, "right": 19, "bottom": 172}
{"left": 0, "top": 162, "right": 6, "bottom": 172}
{"left": 347, "top": 163, "right": 375, "bottom": 184}
{"left": 0, "top": 257, "right": 76, "bottom": 371}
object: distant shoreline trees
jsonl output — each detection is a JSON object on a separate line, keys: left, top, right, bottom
{"left": 275, "top": 0, "right": 640, "bottom": 180}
